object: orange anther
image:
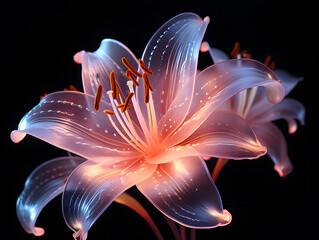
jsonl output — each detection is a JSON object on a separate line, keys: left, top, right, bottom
{"left": 110, "top": 71, "right": 119, "bottom": 100}
{"left": 94, "top": 85, "right": 103, "bottom": 111}
{"left": 122, "top": 57, "right": 142, "bottom": 78}
{"left": 40, "top": 93, "right": 48, "bottom": 101}
{"left": 230, "top": 41, "right": 240, "bottom": 58}
{"left": 138, "top": 59, "right": 154, "bottom": 76}
{"left": 69, "top": 84, "right": 78, "bottom": 91}
{"left": 126, "top": 70, "right": 139, "bottom": 86}
{"left": 142, "top": 73, "right": 153, "bottom": 92}
{"left": 264, "top": 55, "right": 272, "bottom": 66}
{"left": 122, "top": 92, "right": 134, "bottom": 112}
{"left": 103, "top": 110, "right": 115, "bottom": 116}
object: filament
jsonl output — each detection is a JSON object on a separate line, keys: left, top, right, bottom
{"left": 242, "top": 86, "right": 258, "bottom": 119}
{"left": 107, "top": 90, "right": 145, "bottom": 153}
{"left": 237, "top": 89, "right": 247, "bottom": 116}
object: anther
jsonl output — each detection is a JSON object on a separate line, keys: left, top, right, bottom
{"left": 230, "top": 41, "right": 240, "bottom": 58}
{"left": 122, "top": 57, "right": 142, "bottom": 78}
{"left": 94, "top": 85, "right": 103, "bottom": 111}
{"left": 69, "top": 84, "right": 78, "bottom": 91}
{"left": 40, "top": 93, "right": 48, "bottom": 101}
{"left": 142, "top": 73, "right": 153, "bottom": 92}
{"left": 103, "top": 109, "right": 115, "bottom": 116}
{"left": 123, "top": 92, "right": 134, "bottom": 112}
{"left": 110, "top": 71, "right": 119, "bottom": 100}
{"left": 126, "top": 70, "right": 139, "bottom": 86}
{"left": 264, "top": 55, "right": 275, "bottom": 70}
{"left": 116, "top": 103, "right": 132, "bottom": 109}
{"left": 138, "top": 59, "right": 154, "bottom": 76}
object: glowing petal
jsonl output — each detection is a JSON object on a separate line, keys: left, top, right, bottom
{"left": 274, "top": 69, "right": 303, "bottom": 96}
{"left": 179, "top": 111, "right": 266, "bottom": 159}
{"left": 163, "top": 58, "right": 285, "bottom": 147}
{"left": 62, "top": 157, "right": 156, "bottom": 239}
{"left": 252, "top": 98, "right": 305, "bottom": 126}
{"left": 76, "top": 39, "right": 139, "bottom": 102}
{"left": 16, "top": 156, "right": 85, "bottom": 236}
{"left": 254, "top": 122, "right": 293, "bottom": 177}
{"left": 137, "top": 13, "right": 209, "bottom": 134}
{"left": 137, "top": 156, "right": 231, "bottom": 228}
{"left": 10, "top": 91, "right": 140, "bottom": 161}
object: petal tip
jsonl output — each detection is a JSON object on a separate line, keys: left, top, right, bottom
{"left": 203, "top": 16, "right": 210, "bottom": 23}
{"left": 10, "top": 130, "right": 26, "bottom": 143}
{"left": 33, "top": 227, "right": 45, "bottom": 237}
{"left": 210, "top": 209, "right": 232, "bottom": 227}
{"left": 73, "top": 50, "right": 86, "bottom": 64}
{"left": 274, "top": 163, "right": 293, "bottom": 177}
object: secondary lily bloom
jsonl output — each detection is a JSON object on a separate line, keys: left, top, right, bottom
{"left": 201, "top": 42, "right": 305, "bottom": 177}
{"left": 12, "top": 13, "right": 285, "bottom": 239}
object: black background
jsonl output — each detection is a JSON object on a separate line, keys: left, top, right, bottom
{"left": 3, "top": 0, "right": 317, "bottom": 239}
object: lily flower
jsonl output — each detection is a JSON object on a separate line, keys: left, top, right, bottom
{"left": 11, "top": 13, "right": 285, "bottom": 239}
{"left": 201, "top": 42, "right": 305, "bottom": 177}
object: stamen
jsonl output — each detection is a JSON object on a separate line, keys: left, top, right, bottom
{"left": 110, "top": 71, "right": 119, "bottom": 100}
{"left": 123, "top": 92, "right": 134, "bottom": 112}
{"left": 126, "top": 70, "right": 139, "bottom": 86}
{"left": 122, "top": 57, "right": 142, "bottom": 78}
{"left": 94, "top": 85, "right": 103, "bottom": 111}
{"left": 142, "top": 73, "right": 153, "bottom": 91}
{"left": 242, "top": 86, "right": 258, "bottom": 119}
{"left": 40, "top": 93, "right": 48, "bottom": 101}
{"left": 264, "top": 55, "right": 272, "bottom": 66}
{"left": 107, "top": 90, "right": 145, "bottom": 154}
{"left": 230, "top": 41, "right": 240, "bottom": 58}
{"left": 139, "top": 59, "right": 154, "bottom": 76}
{"left": 116, "top": 103, "right": 132, "bottom": 109}
{"left": 103, "top": 110, "right": 115, "bottom": 116}
{"left": 144, "top": 86, "right": 150, "bottom": 103}
{"left": 69, "top": 84, "right": 78, "bottom": 91}
{"left": 237, "top": 89, "right": 247, "bottom": 116}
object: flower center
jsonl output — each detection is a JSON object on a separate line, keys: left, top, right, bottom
{"left": 93, "top": 58, "right": 160, "bottom": 157}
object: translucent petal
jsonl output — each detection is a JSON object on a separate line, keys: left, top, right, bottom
{"left": 252, "top": 98, "right": 305, "bottom": 125}
{"left": 178, "top": 111, "right": 266, "bottom": 159}
{"left": 62, "top": 157, "right": 157, "bottom": 239}
{"left": 211, "top": 48, "right": 230, "bottom": 63}
{"left": 274, "top": 69, "right": 303, "bottom": 97}
{"left": 253, "top": 122, "right": 293, "bottom": 177}
{"left": 162, "top": 59, "right": 285, "bottom": 146}
{"left": 75, "top": 39, "right": 141, "bottom": 126}
{"left": 137, "top": 156, "right": 231, "bottom": 228}
{"left": 16, "top": 156, "right": 85, "bottom": 236}
{"left": 137, "top": 13, "right": 209, "bottom": 134}
{"left": 11, "top": 91, "right": 140, "bottom": 161}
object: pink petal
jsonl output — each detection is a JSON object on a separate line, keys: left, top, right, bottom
{"left": 162, "top": 59, "right": 285, "bottom": 146}
{"left": 11, "top": 91, "right": 140, "bottom": 161}
{"left": 62, "top": 157, "right": 156, "bottom": 239}
{"left": 16, "top": 156, "right": 85, "bottom": 236}
{"left": 137, "top": 156, "right": 231, "bottom": 228}
{"left": 74, "top": 39, "right": 141, "bottom": 125}
{"left": 178, "top": 111, "right": 266, "bottom": 160}
{"left": 253, "top": 122, "right": 293, "bottom": 177}
{"left": 136, "top": 13, "right": 209, "bottom": 135}
{"left": 252, "top": 98, "right": 305, "bottom": 126}
{"left": 274, "top": 69, "right": 303, "bottom": 97}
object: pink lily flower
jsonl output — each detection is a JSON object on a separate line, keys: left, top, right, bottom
{"left": 201, "top": 42, "right": 305, "bottom": 177}
{"left": 11, "top": 13, "right": 285, "bottom": 239}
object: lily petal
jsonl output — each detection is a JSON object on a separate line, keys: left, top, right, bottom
{"left": 16, "top": 156, "right": 85, "bottom": 236}
{"left": 137, "top": 156, "right": 231, "bottom": 228}
{"left": 137, "top": 13, "right": 209, "bottom": 134}
{"left": 11, "top": 91, "right": 140, "bottom": 161}
{"left": 75, "top": 39, "right": 139, "bottom": 102}
{"left": 62, "top": 157, "right": 156, "bottom": 239}
{"left": 179, "top": 111, "right": 266, "bottom": 159}
{"left": 252, "top": 98, "right": 305, "bottom": 126}
{"left": 163, "top": 59, "right": 285, "bottom": 146}
{"left": 274, "top": 69, "right": 303, "bottom": 97}
{"left": 253, "top": 122, "right": 293, "bottom": 177}
{"left": 74, "top": 39, "right": 141, "bottom": 126}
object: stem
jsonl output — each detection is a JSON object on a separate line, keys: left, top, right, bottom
{"left": 164, "top": 216, "right": 182, "bottom": 240}
{"left": 179, "top": 225, "right": 186, "bottom": 240}
{"left": 190, "top": 228, "right": 196, "bottom": 240}
{"left": 114, "top": 193, "right": 164, "bottom": 240}
{"left": 212, "top": 158, "right": 230, "bottom": 182}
